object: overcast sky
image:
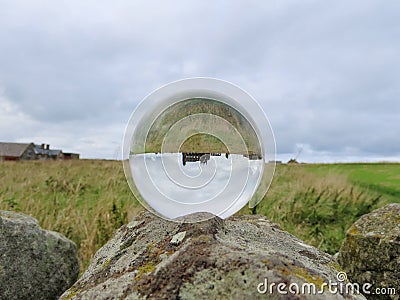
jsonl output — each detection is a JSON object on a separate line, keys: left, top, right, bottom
{"left": 0, "top": 1, "right": 399, "bottom": 162}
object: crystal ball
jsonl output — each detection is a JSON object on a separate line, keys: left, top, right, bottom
{"left": 123, "top": 78, "right": 275, "bottom": 222}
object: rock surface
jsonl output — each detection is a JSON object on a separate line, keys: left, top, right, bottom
{"left": 61, "top": 212, "right": 365, "bottom": 300}
{"left": 338, "top": 203, "right": 400, "bottom": 299}
{"left": 0, "top": 210, "right": 79, "bottom": 300}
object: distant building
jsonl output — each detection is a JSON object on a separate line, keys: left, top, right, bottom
{"left": 0, "top": 142, "right": 36, "bottom": 161}
{"left": 63, "top": 152, "right": 80, "bottom": 160}
{"left": 268, "top": 160, "right": 282, "bottom": 164}
{"left": 243, "top": 153, "right": 262, "bottom": 160}
{"left": 34, "top": 144, "right": 63, "bottom": 160}
{"left": 181, "top": 152, "right": 222, "bottom": 166}
{"left": 0, "top": 142, "right": 79, "bottom": 161}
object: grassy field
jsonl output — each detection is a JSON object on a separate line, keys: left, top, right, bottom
{"left": 0, "top": 160, "right": 141, "bottom": 271}
{"left": 302, "top": 163, "right": 400, "bottom": 202}
{"left": 241, "top": 163, "right": 399, "bottom": 254}
{"left": 0, "top": 160, "right": 399, "bottom": 273}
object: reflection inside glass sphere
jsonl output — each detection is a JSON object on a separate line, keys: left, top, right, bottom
{"left": 123, "top": 78, "right": 275, "bottom": 222}
{"left": 130, "top": 152, "right": 263, "bottom": 219}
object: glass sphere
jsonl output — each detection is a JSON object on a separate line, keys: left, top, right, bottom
{"left": 123, "top": 78, "right": 275, "bottom": 222}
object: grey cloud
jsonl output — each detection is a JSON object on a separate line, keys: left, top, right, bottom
{"left": 0, "top": 0, "right": 399, "bottom": 159}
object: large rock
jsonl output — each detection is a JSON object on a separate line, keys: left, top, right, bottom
{"left": 338, "top": 203, "right": 400, "bottom": 299}
{"left": 0, "top": 211, "right": 79, "bottom": 300}
{"left": 61, "top": 212, "right": 365, "bottom": 300}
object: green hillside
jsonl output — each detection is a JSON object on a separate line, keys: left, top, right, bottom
{"left": 134, "top": 98, "right": 262, "bottom": 155}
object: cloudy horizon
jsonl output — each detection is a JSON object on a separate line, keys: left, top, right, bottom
{"left": 1, "top": 1, "right": 399, "bottom": 162}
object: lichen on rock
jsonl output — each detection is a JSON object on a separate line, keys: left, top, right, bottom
{"left": 338, "top": 203, "right": 400, "bottom": 300}
{"left": 61, "top": 211, "right": 365, "bottom": 300}
{"left": 0, "top": 210, "right": 79, "bottom": 300}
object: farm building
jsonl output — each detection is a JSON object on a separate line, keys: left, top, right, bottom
{"left": 0, "top": 142, "right": 36, "bottom": 161}
{"left": 34, "top": 144, "right": 63, "bottom": 160}
{"left": 63, "top": 152, "right": 80, "bottom": 160}
{"left": 0, "top": 142, "right": 79, "bottom": 161}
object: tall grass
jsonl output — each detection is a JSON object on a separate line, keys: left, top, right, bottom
{"left": 0, "top": 160, "right": 141, "bottom": 272}
{"left": 242, "top": 165, "right": 387, "bottom": 254}
{"left": 0, "top": 160, "right": 396, "bottom": 273}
